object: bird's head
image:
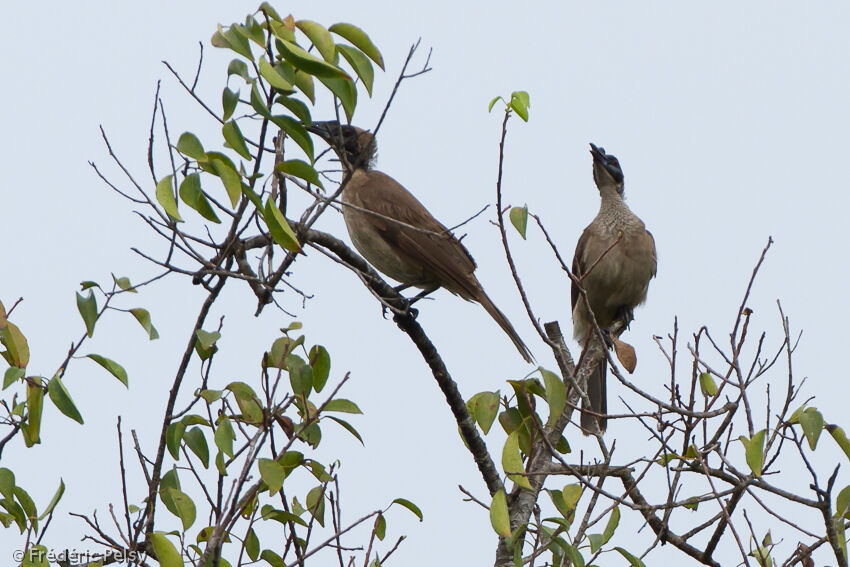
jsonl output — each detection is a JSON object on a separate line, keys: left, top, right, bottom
{"left": 307, "top": 121, "right": 377, "bottom": 170}
{"left": 589, "top": 143, "right": 624, "bottom": 195}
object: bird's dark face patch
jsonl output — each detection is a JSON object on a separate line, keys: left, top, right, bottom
{"left": 589, "top": 143, "right": 624, "bottom": 188}
{"left": 308, "top": 121, "right": 376, "bottom": 169}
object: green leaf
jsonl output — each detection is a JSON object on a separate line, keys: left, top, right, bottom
{"left": 47, "top": 376, "right": 83, "bottom": 424}
{"left": 789, "top": 403, "right": 807, "bottom": 424}
{"left": 502, "top": 431, "right": 532, "bottom": 490}
{"left": 199, "top": 389, "right": 222, "bottom": 403}
{"left": 204, "top": 152, "right": 243, "bottom": 208}
{"left": 3, "top": 367, "right": 24, "bottom": 390}
{"left": 510, "top": 90, "right": 530, "bottom": 122}
{"left": 489, "top": 489, "right": 511, "bottom": 538}
{"left": 799, "top": 407, "right": 824, "bottom": 450}
{"left": 829, "top": 425, "right": 850, "bottom": 461}
{"left": 261, "top": 504, "right": 308, "bottom": 527}
{"left": 740, "top": 429, "right": 766, "bottom": 477}
{"left": 245, "top": 527, "right": 260, "bottom": 560}
{"left": 166, "top": 421, "right": 187, "bottom": 460}
{"left": 37, "top": 479, "right": 64, "bottom": 520}
{"left": 130, "top": 308, "right": 159, "bottom": 340}
{"left": 179, "top": 174, "right": 221, "bottom": 223}
{"left": 250, "top": 81, "right": 271, "bottom": 118}
{"left": 275, "top": 160, "right": 323, "bottom": 188}
{"left": 317, "top": 75, "right": 357, "bottom": 122}
{"left": 0, "top": 468, "right": 14, "bottom": 500}
{"left": 258, "top": 459, "right": 286, "bottom": 495}
{"left": 184, "top": 427, "right": 209, "bottom": 469}
{"left": 287, "top": 355, "right": 313, "bottom": 398}
{"left": 264, "top": 197, "right": 301, "bottom": 252}
{"left": 375, "top": 512, "right": 386, "bottom": 540}
{"left": 227, "top": 59, "right": 251, "bottom": 81}
{"left": 176, "top": 132, "right": 206, "bottom": 161}
{"left": 699, "top": 372, "right": 718, "bottom": 396}
{"left": 337, "top": 44, "right": 375, "bottom": 95}
{"left": 308, "top": 345, "right": 330, "bottom": 392}
{"left": 112, "top": 274, "right": 137, "bottom": 293}
{"left": 509, "top": 206, "right": 528, "bottom": 240}
{"left": 222, "top": 120, "right": 252, "bottom": 160}
{"left": 150, "top": 532, "right": 184, "bottom": 567}
{"left": 0, "top": 321, "right": 29, "bottom": 368}
{"left": 326, "top": 416, "right": 364, "bottom": 445}
{"left": 275, "top": 95, "right": 312, "bottom": 124}
{"left": 226, "top": 381, "right": 264, "bottom": 424}
{"left": 162, "top": 487, "right": 196, "bottom": 530}
{"left": 214, "top": 24, "right": 253, "bottom": 59}
{"left": 156, "top": 175, "right": 183, "bottom": 222}
{"left": 322, "top": 399, "right": 361, "bottom": 414}
{"left": 22, "top": 381, "right": 44, "bottom": 447}
{"left": 270, "top": 116, "right": 314, "bottom": 161}
{"left": 75, "top": 291, "right": 97, "bottom": 338}
{"left": 277, "top": 38, "right": 350, "bottom": 79}
{"left": 14, "top": 485, "right": 37, "bottom": 531}
{"left": 295, "top": 20, "right": 336, "bottom": 62}
{"left": 222, "top": 87, "right": 239, "bottom": 121}
{"left": 615, "top": 547, "right": 647, "bottom": 567}
{"left": 305, "top": 485, "right": 326, "bottom": 526}
{"left": 392, "top": 497, "right": 423, "bottom": 520}
{"left": 86, "top": 354, "right": 128, "bottom": 387}
{"left": 194, "top": 329, "right": 220, "bottom": 361}
{"left": 260, "top": 549, "right": 285, "bottom": 567}
{"left": 275, "top": 61, "right": 316, "bottom": 103}
{"left": 589, "top": 506, "right": 620, "bottom": 551}
{"left": 258, "top": 57, "right": 295, "bottom": 93}
{"left": 541, "top": 368, "right": 565, "bottom": 427}
{"left": 215, "top": 416, "right": 235, "bottom": 458}
{"left": 328, "top": 23, "right": 384, "bottom": 69}
{"left": 468, "top": 391, "right": 500, "bottom": 435}
{"left": 488, "top": 96, "right": 504, "bottom": 112}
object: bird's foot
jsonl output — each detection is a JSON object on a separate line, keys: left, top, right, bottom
{"left": 615, "top": 305, "right": 635, "bottom": 328}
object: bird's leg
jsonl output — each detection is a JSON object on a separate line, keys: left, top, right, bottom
{"left": 615, "top": 305, "right": 635, "bottom": 329}
{"left": 381, "top": 285, "right": 435, "bottom": 319}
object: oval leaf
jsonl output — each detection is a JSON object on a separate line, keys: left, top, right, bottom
{"left": 490, "top": 489, "right": 511, "bottom": 538}
{"left": 222, "top": 120, "right": 252, "bottom": 161}
{"left": 130, "top": 308, "right": 159, "bottom": 340}
{"left": 176, "top": 132, "right": 206, "bottom": 161}
{"left": 391, "top": 497, "right": 423, "bottom": 521}
{"left": 328, "top": 23, "right": 384, "bottom": 69}
{"left": 264, "top": 197, "right": 301, "bottom": 252}
{"left": 150, "top": 532, "right": 184, "bottom": 567}
{"left": 155, "top": 175, "right": 183, "bottom": 222}
{"left": 295, "top": 20, "right": 336, "bottom": 62}
{"left": 86, "top": 354, "right": 128, "bottom": 387}
{"left": 47, "top": 376, "right": 84, "bottom": 424}
{"left": 509, "top": 206, "right": 528, "bottom": 240}
{"left": 75, "top": 291, "right": 98, "bottom": 338}
{"left": 502, "top": 431, "right": 532, "bottom": 490}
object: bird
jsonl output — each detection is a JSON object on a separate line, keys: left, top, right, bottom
{"left": 572, "top": 143, "right": 656, "bottom": 434}
{"left": 307, "top": 120, "right": 533, "bottom": 363}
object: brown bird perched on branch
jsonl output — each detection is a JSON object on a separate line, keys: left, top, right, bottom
{"left": 307, "top": 120, "right": 533, "bottom": 363}
{"left": 572, "top": 143, "right": 656, "bottom": 434}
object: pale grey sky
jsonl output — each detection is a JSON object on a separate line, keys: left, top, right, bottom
{"left": 3, "top": 2, "right": 850, "bottom": 565}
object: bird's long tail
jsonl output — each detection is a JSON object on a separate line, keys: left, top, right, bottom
{"left": 475, "top": 288, "right": 534, "bottom": 363}
{"left": 580, "top": 355, "right": 607, "bottom": 434}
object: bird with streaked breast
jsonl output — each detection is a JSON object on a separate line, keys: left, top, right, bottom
{"left": 307, "top": 120, "right": 533, "bottom": 363}
{"left": 572, "top": 143, "right": 656, "bottom": 434}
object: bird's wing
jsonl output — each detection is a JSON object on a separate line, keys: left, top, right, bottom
{"left": 571, "top": 226, "right": 592, "bottom": 311}
{"left": 353, "top": 171, "right": 480, "bottom": 298}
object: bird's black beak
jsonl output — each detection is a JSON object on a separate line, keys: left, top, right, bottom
{"left": 305, "top": 120, "right": 340, "bottom": 140}
{"left": 589, "top": 142, "right": 605, "bottom": 160}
